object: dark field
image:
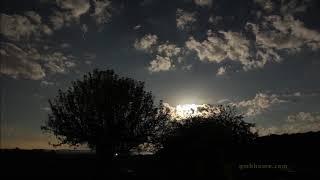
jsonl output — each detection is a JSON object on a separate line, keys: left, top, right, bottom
{"left": 1, "top": 132, "right": 320, "bottom": 179}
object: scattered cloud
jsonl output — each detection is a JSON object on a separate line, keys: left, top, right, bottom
{"left": 186, "top": 11, "right": 320, "bottom": 73}
{"left": 194, "top": 0, "right": 213, "bottom": 7}
{"left": 256, "top": 112, "right": 320, "bottom": 136}
{"left": 279, "top": 89, "right": 320, "bottom": 98}
{"left": 176, "top": 8, "right": 197, "bottom": 31}
{"left": 81, "top": 24, "right": 88, "bottom": 39}
{"left": 231, "top": 89, "right": 320, "bottom": 117}
{"left": 208, "top": 15, "right": 222, "bottom": 25}
{"left": 41, "top": 80, "right": 55, "bottom": 86}
{"left": 280, "top": 0, "right": 311, "bottom": 15}
{"left": 182, "top": 64, "right": 192, "bottom": 71}
{"left": 0, "top": 13, "right": 52, "bottom": 41}
{"left": 148, "top": 42, "right": 182, "bottom": 72}
{"left": 41, "top": 107, "right": 51, "bottom": 112}
{"left": 134, "top": 34, "right": 158, "bottom": 52}
{"left": 254, "top": 0, "right": 274, "bottom": 13}
{"left": 216, "top": 66, "right": 226, "bottom": 76}
{"left": 157, "top": 43, "right": 181, "bottom": 58}
{"left": 247, "top": 15, "right": 320, "bottom": 52}
{"left": 24, "top": 11, "right": 42, "bottom": 24}
{"left": 148, "top": 55, "right": 173, "bottom": 72}
{"left": 254, "top": 0, "right": 311, "bottom": 15}
{"left": 56, "top": 0, "right": 90, "bottom": 18}
{"left": 42, "top": 52, "right": 75, "bottom": 74}
{"left": 186, "top": 30, "right": 267, "bottom": 71}
{"left": 133, "top": 25, "right": 142, "bottom": 30}
{"left": 49, "top": 11, "right": 66, "bottom": 30}
{"left": 83, "top": 52, "right": 97, "bottom": 60}
{"left": 0, "top": 42, "right": 76, "bottom": 80}
{"left": 91, "top": 0, "right": 112, "bottom": 26}
{"left": 60, "top": 43, "right": 71, "bottom": 48}
{"left": 0, "top": 42, "right": 46, "bottom": 80}
{"left": 49, "top": 0, "right": 91, "bottom": 30}
{"left": 217, "top": 98, "right": 232, "bottom": 104}
{"left": 84, "top": 60, "right": 92, "bottom": 65}
{"left": 233, "top": 93, "right": 287, "bottom": 116}
{"left": 134, "top": 36, "right": 183, "bottom": 73}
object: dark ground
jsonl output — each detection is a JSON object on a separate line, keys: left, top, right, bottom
{"left": 1, "top": 132, "right": 320, "bottom": 179}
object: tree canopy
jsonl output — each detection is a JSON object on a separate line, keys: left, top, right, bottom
{"left": 42, "top": 69, "right": 169, "bottom": 157}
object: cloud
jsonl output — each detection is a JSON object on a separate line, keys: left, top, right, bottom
{"left": 151, "top": 42, "right": 182, "bottom": 72}
{"left": 134, "top": 36, "right": 183, "bottom": 73}
{"left": 133, "top": 25, "right": 142, "bottom": 30}
{"left": 81, "top": 24, "right": 88, "bottom": 39}
{"left": 0, "top": 42, "right": 77, "bottom": 80}
{"left": 157, "top": 43, "right": 181, "bottom": 58}
{"left": 148, "top": 55, "right": 173, "bottom": 72}
{"left": 247, "top": 15, "right": 320, "bottom": 51}
{"left": 84, "top": 60, "right": 92, "bottom": 65}
{"left": 49, "top": 0, "right": 91, "bottom": 30}
{"left": 83, "top": 52, "right": 96, "bottom": 65}
{"left": 254, "top": 0, "right": 274, "bottom": 13}
{"left": 254, "top": 0, "right": 311, "bottom": 15}
{"left": 41, "top": 80, "right": 55, "bottom": 86}
{"left": 182, "top": 64, "right": 192, "bottom": 71}
{"left": 280, "top": 0, "right": 311, "bottom": 15}
{"left": 41, "top": 107, "right": 52, "bottom": 112}
{"left": 91, "top": 0, "right": 112, "bottom": 26}
{"left": 254, "top": 47, "right": 281, "bottom": 68}
{"left": 186, "top": 30, "right": 268, "bottom": 71}
{"left": 256, "top": 112, "right": 320, "bottom": 136}
{"left": 176, "top": 8, "right": 197, "bottom": 31}
{"left": 0, "top": 43, "right": 45, "bottom": 80}
{"left": 42, "top": 52, "right": 75, "bottom": 74}
{"left": 217, "top": 98, "right": 232, "bottom": 104}
{"left": 134, "top": 34, "right": 158, "bottom": 52}
{"left": 163, "top": 103, "right": 220, "bottom": 120}
{"left": 216, "top": 66, "right": 226, "bottom": 76}
{"left": 194, "top": 0, "right": 213, "bottom": 7}
{"left": 181, "top": 3, "right": 319, "bottom": 74}
{"left": 0, "top": 13, "right": 36, "bottom": 40}
{"left": 56, "top": 0, "right": 90, "bottom": 18}
{"left": 185, "top": 33, "right": 228, "bottom": 63}
{"left": 0, "top": 13, "right": 52, "bottom": 41}
{"left": 280, "top": 89, "right": 320, "bottom": 97}
{"left": 65, "top": 61, "right": 76, "bottom": 68}
{"left": 49, "top": 11, "right": 66, "bottom": 30}
{"left": 208, "top": 15, "right": 222, "bottom": 25}
{"left": 60, "top": 43, "right": 71, "bottom": 48}
{"left": 83, "top": 52, "right": 96, "bottom": 60}
{"left": 24, "top": 11, "right": 42, "bottom": 24}
{"left": 233, "top": 93, "right": 287, "bottom": 116}
{"left": 232, "top": 90, "right": 320, "bottom": 117}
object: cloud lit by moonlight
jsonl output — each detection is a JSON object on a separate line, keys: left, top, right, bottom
{"left": 163, "top": 103, "right": 220, "bottom": 120}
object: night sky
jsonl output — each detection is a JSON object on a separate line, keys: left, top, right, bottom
{"left": 1, "top": 0, "right": 320, "bottom": 149}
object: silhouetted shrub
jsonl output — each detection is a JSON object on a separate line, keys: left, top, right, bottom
{"left": 158, "top": 105, "right": 258, "bottom": 178}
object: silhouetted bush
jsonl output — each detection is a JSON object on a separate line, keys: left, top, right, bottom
{"left": 158, "top": 105, "right": 258, "bottom": 178}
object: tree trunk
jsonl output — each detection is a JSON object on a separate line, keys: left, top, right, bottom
{"left": 95, "top": 144, "right": 115, "bottom": 177}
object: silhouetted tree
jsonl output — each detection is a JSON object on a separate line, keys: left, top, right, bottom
{"left": 42, "top": 69, "right": 169, "bottom": 159}
{"left": 158, "top": 105, "right": 258, "bottom": 178}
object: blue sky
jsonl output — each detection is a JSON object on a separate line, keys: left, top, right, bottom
{"left": 1, "top": 0, "right": 320, "bottom": 149}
